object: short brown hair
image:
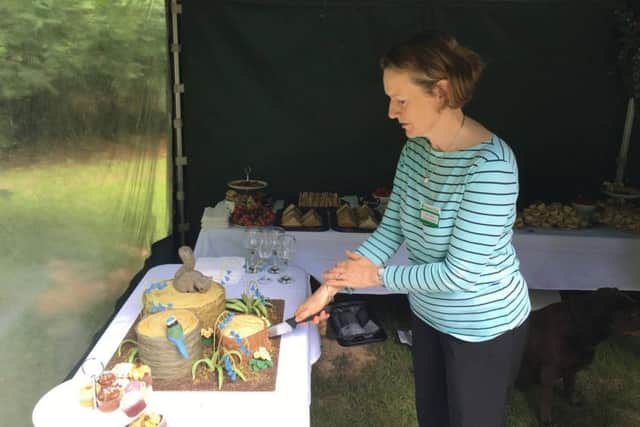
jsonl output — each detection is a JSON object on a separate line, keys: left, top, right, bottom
{"left": 380, "top": 31, "right": 485, "bottom": 108}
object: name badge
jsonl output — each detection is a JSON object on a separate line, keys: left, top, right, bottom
{"left": 420, "top": 203, "right": 440, "bottom": 227}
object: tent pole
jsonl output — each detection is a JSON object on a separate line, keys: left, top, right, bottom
{"left": 170, "top": 0, "right": 188, "bottom": 245}
{"left": 615, "top": 96, "right": 635, "bottom": 185}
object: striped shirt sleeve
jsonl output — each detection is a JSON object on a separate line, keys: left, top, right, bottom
{"left": 355, "top": 145, "right": 408, "bottom": 265}
{"left": 384, "top": 157, "right": 518, "bottom": 293}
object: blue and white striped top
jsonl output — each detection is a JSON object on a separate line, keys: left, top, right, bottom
{"left": 357, "top": 135, "right": 530, "bottom": 342}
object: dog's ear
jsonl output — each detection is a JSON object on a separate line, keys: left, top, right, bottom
{"left": 567, "top": 289, "right": 625, "bottom": 343}
{"left": 569, "top": 289, "right": 617, "bottom": 315}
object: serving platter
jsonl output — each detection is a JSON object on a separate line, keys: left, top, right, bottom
{"left": 330, "top": 208, "right": 381, "bottom": 233}
{"left": 227, "top": 179, "right": 269, "bottom": 191}
{"left": 602, "top": 189, "right": 640, "bottom": 200}
{"left": 276, "top": 208, "right": 331, "bottom": 232}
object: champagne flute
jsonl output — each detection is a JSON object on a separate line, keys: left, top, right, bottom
{"left": 276, "top": 234, "right": 296, "bottom": 284}
{"left": 244, "top": 227, "right": 260, "bottom": 250}
{"left": 268, "top": 227, "right": 285, "bottom": 274}
{"left": 243, "top": 227, "right": 260, "bottom": 273}
{"left": 257, "top": 232, "right": 274, "bottom": 282}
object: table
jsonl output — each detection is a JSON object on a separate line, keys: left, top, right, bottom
{"left": 194, "top": 226, "right": 640, "bottom": 292}
{"left": 196, "top": 228, "right": 402, "bottom": 294}
{"left": 32, "top": 264, "right": 320, "bottom": 427}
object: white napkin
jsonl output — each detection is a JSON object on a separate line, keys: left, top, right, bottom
{"left": 195, "top": 256, "right": 245, "bottom": 286}
{"left": 201, "top": 201, "right": 233, "bottom": 229}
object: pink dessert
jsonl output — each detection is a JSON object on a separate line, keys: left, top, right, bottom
{"left": 120, "top": 381, "right": 148, "bottom": 418}
{"left": 96, "top": 386, "right": 121, "bottom": 413}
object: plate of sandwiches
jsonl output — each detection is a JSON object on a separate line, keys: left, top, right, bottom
{"left": 331, "top": 204, "right": 380, "bottom": 233}
{"left": 601, "top": 181, "right": 640, "bottom": 200}
{"left": 278, "top": 203, "right": 330, "bottom": 231}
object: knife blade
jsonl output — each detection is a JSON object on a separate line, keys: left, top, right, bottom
{"left": 268, "top": 304, "right": 334, "bottom": 338}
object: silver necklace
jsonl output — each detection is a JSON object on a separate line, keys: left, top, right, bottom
{"left": 448, "top": 114, "right": 466, "bottom": 149}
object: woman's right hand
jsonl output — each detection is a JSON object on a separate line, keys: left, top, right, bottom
{"left": 294, "top": 284, "right": 336, "bottom": 324}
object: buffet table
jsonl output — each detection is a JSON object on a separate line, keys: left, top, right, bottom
{"left": 194, "top": 226, "right": 640, "bottom": 292}
{"left": 32, "top": 263, "right": 320, "bottom": 427}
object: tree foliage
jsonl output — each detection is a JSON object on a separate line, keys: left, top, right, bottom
{"left": 0, "top": 0, "right": 168, "bottom": 144}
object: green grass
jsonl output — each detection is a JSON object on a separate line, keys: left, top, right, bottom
{"left": 311, "top": 298, "right": 417, "bottom": 427}
{"left": 310, "top": 295, "right": 640, "bottom": 427}
{"left": 0, "top": 138, "right": 168, "bottom": 426}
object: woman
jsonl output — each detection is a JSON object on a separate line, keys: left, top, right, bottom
{"left": 295, "top": 31, "right": 530, "bottom": 427}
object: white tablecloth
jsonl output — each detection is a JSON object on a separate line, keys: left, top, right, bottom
{"left": 32, "top": 264, "right": 320, "bottom": 427}
{"left": 195, "top": 226, "right": 640, "bottom": 292}
{"left": 196, "top": 228, "right": 403, "bottom": 294}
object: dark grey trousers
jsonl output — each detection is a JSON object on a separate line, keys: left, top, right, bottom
{"left": 411, "top": 313, "right": 529, "bottom": 427}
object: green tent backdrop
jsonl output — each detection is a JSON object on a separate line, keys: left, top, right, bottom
{"left": 177, "top": 0, "right": 638, "bottom": 245}
{"left": 0, "top": 0, "right": 638, "bottom": 425}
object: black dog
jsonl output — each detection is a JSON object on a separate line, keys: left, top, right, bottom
{"left": 517, "top": 288, "right": 640, "bottom": 425}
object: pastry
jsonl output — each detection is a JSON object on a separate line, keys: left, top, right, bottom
{"left": 282, "top": 203, "right": 299, "bottom": 217}
{"left": 356, "top": 205, "right": 375, "bottom": 222}
{"left": 78, "top": 383, "right": 94, "bottom": 408}
{"left": 302, "top": 209, "right": 322, "bottom": 227}
{"left": 337, "top": 205, "right": 357, "bottom": 228}
{"left": 356, "top": 205, "right": 378, "bottom": 229}
{"left": 282, "top": 204, "right": 303, "bottom": 227}
{"left": 358, "top": 216, "right": 378, "bottom": 229}
{"left": 282, "top": 211, "right": 302, "bottom": 227}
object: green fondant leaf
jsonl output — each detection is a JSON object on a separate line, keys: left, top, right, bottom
{"left": 241, "top": 293, "right": 252, "bottom": 308}
{"left": 256, "top": 303, "right": 268, "bottom": 318}
{"left": 217, "top": 366, "right": 224, "bottom": 389}
{"left": 117, "top": 339, "right": 138, "bottom": 357}
{"left": 234, "top": 366, "right": 246, "bottom": 382}
{"left": 226, "top": 350, "right": 243, "bottom": 364}
{"left": 192, "top": 358, "right": 211, "bottom": 380}
{"left": 127, "top": 348, "right": 139, "bottom": 363}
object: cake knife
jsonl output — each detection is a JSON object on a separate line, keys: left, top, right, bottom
{"left": 268, "top": 304, "right": 334, "bottom": 338}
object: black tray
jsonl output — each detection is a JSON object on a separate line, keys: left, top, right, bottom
{"left": 329, "top": 207, "right": 381, "bottom": 233}
{"left": 329, "top": 300, "right": 387, "bottom": 347}
{"left": 275, "top": 207, "right": 331, "bottom": 232}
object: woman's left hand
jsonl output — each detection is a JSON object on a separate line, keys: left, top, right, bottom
{"left": 323, "top": 250, "right": 381, "bottom": 289}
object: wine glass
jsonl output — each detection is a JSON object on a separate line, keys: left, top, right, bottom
{"left": 244, "top": 227, "right": 260, "bottom": 250}
{"left": 79, "top": 357, "right": 104, "bottom": 410}
{"left": 243, "top": 228, "right": 260, "bottom": 273}
{"left": 268, "top": 227, "right": 285, "bottom": 274}
{"left": 256, "top": 231, "right": 274, "bottom": 282}
{"left": 276, "top": 234, "right": 296, "bottom": 284}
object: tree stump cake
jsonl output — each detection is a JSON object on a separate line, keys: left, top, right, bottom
{"left": 142, "top": 280, "right": 225, "bottom": 328}
{"left": 136, "top": 309, "right": 202, "bottom": 380}
{"left": 220, "top": 314, "right": 272, "bottom": 358}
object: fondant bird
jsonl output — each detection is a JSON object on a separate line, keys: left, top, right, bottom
{"left": 166, "top": 316, "right": 189, "bottom": 359}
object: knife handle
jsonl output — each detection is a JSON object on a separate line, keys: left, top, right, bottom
{"left": 287, "top": 303, "right": 334, "bottom": 328}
